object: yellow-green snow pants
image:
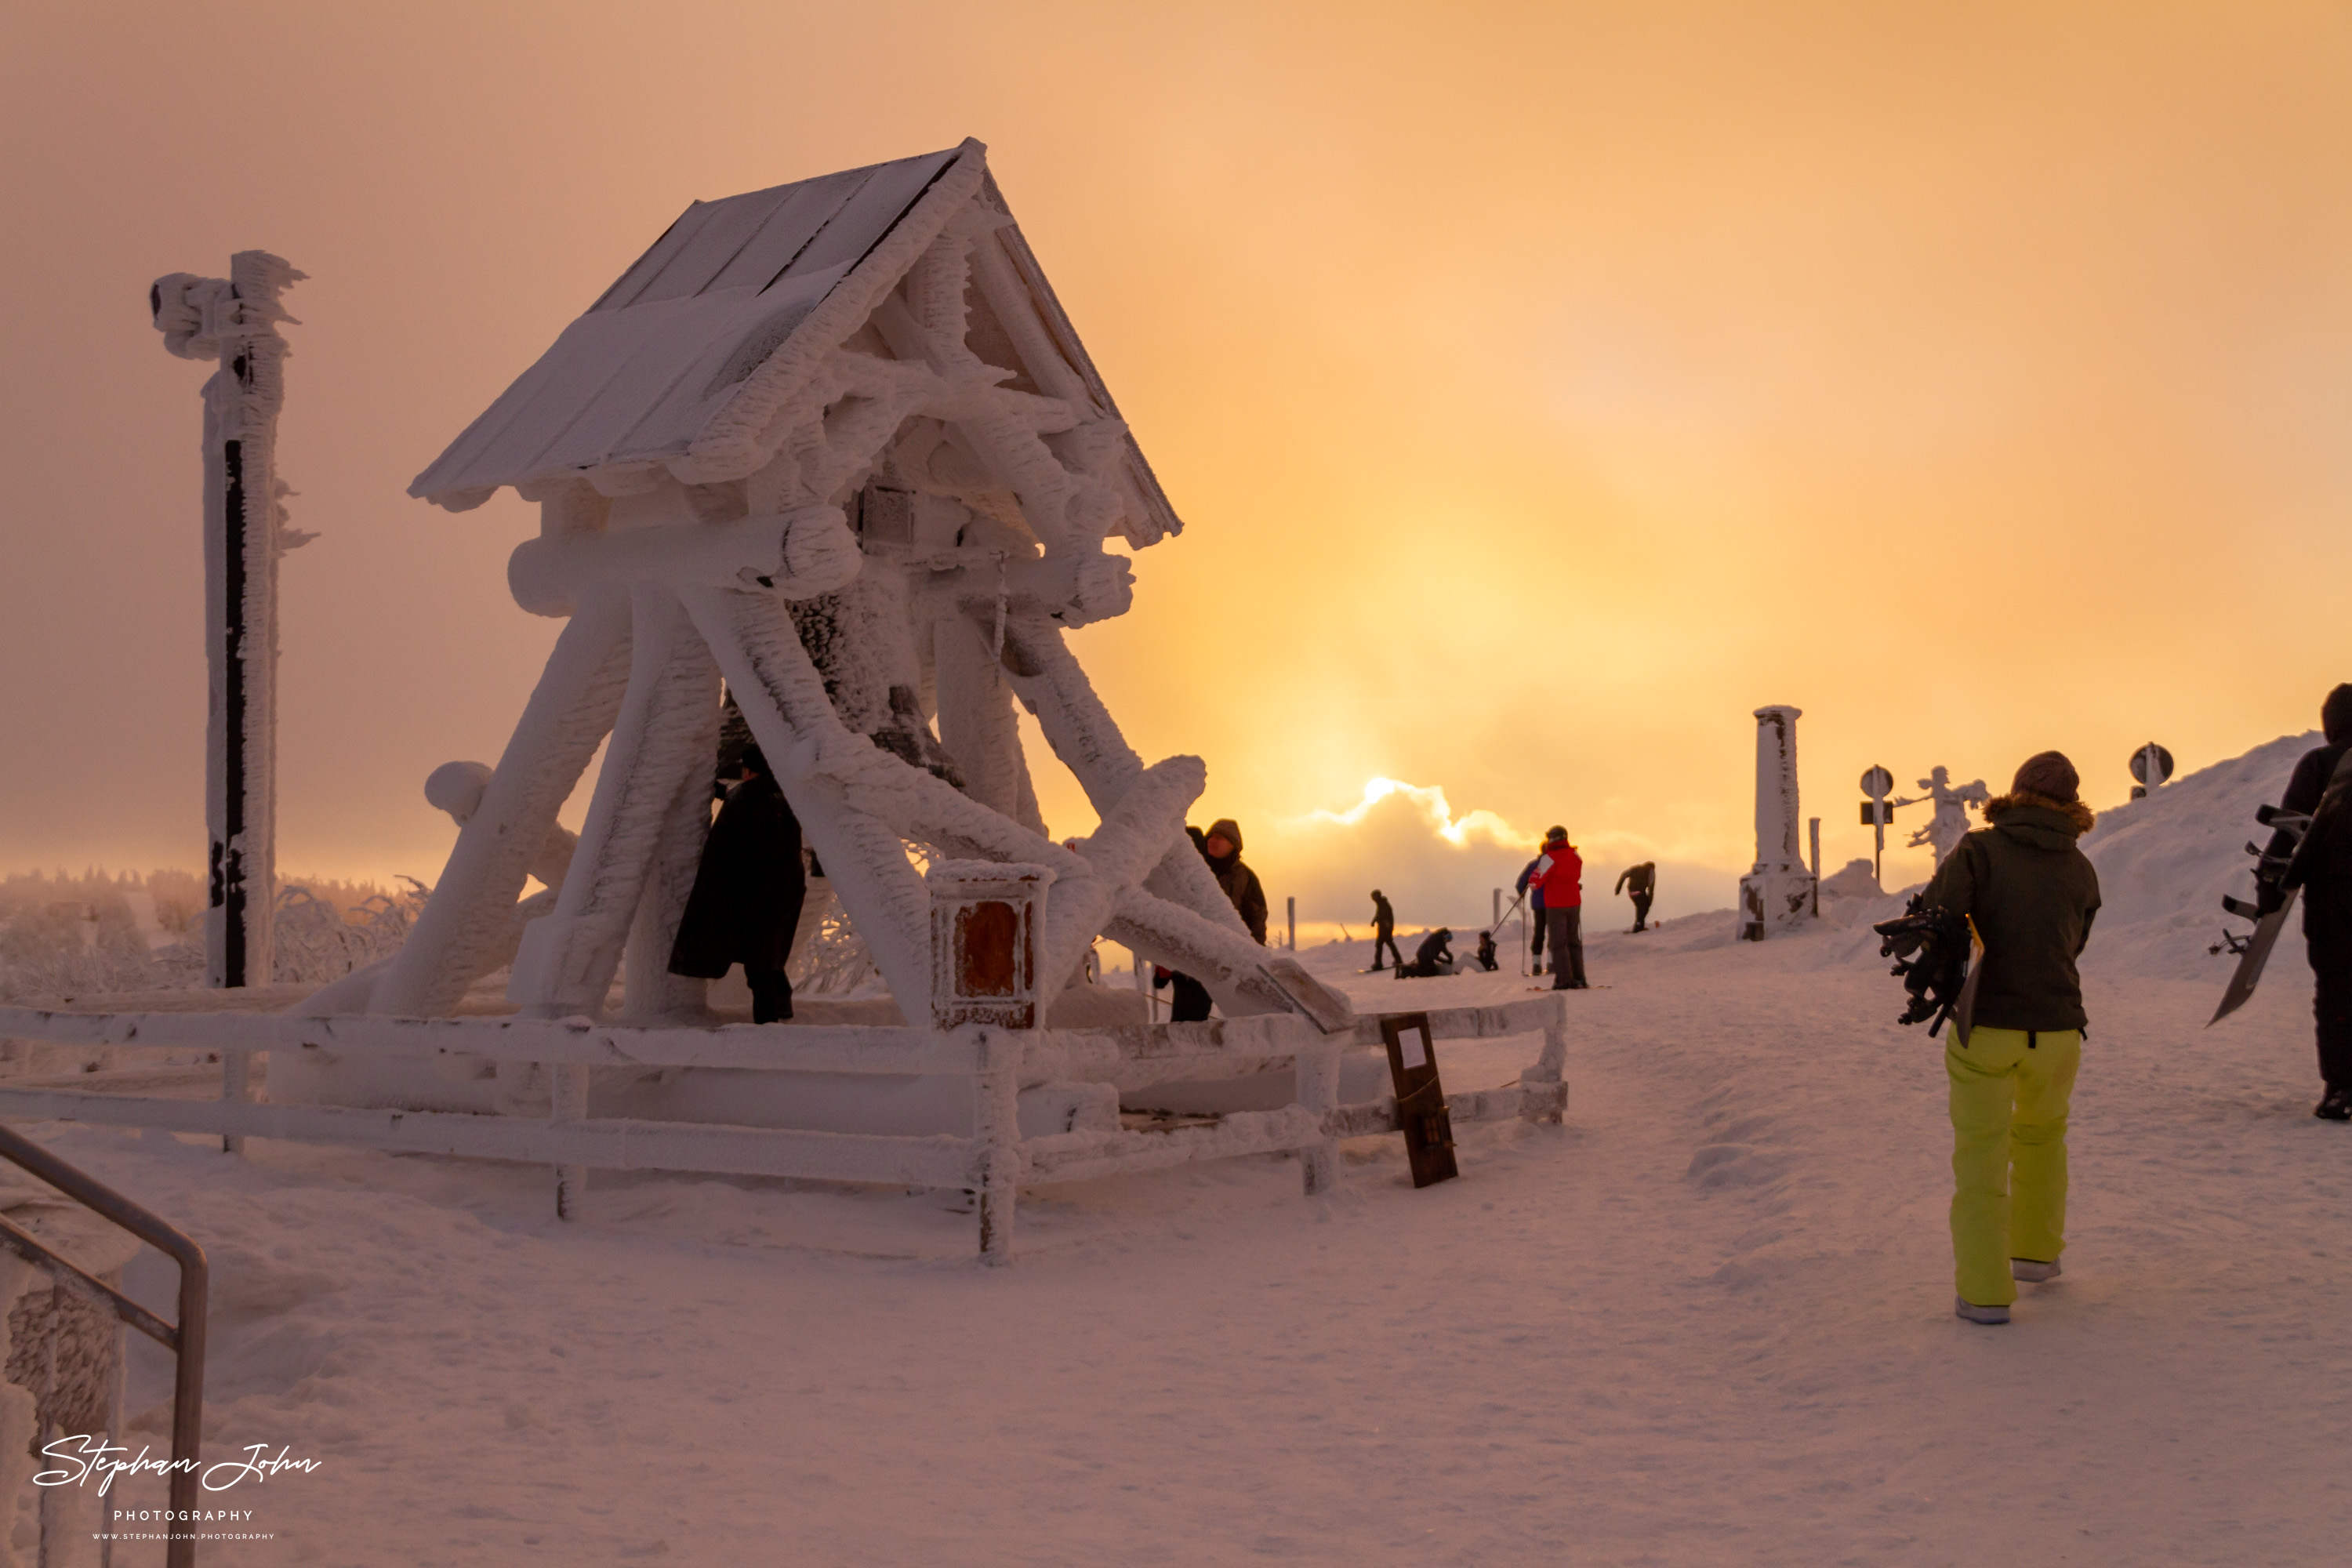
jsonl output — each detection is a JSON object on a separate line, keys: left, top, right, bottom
{"left": 1947, "top": 1025, "right": 2080, "bottom": 1308}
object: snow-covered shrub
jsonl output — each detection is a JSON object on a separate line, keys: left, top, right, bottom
{"left": 0, "top": 869, "right": 430, "bottom": 1000}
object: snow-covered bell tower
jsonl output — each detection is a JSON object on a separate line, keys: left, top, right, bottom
{"left": 1738, "top": 705, "right": 1817, "bottom": 941}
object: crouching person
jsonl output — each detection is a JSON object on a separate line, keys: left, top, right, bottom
{"left": 670, "top": 743, "right": 808, "bottom": 1023}
{"left": 1396, "top": 927, "right": 1456, "bottom": 978}
{"left": 1926, "top": 750, "right": 2101, "bottom": 1325}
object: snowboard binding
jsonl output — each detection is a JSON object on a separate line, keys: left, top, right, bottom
{"left": 1872, "top": 896, "right": 1972, "bottom": 1033}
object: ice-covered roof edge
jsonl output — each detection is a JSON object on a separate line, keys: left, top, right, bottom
{"left": 412, "top": 138, "right": 1182, "bottom": 547}
{"left": 977, "top": 172, "right": 1181, "bottom": 547}
{"left": 666, "top": 140, "right": 987, "bottom": 486}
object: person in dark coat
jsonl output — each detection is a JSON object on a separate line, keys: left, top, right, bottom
{"left": 669, "top": 744, "right": 807, "bottom": 1023}
{"left": 1615, "top": 861, "right": 1657, "bottom": 933}
{"left": 1922, "top": 750, "right": 2101, "bottom": 1325}
{"left": 2264, "top": 683, "right": 2352, "bottom": 1120}
{"left": 1203, "top": 818, "right": 1269, "bottom": 944}
{"left": 1369, "top": 889, "right": 1401, "bottom": 971}
{"left": 1396, "top": 927, "right": 1455, "bottom": 978}
{"left": 1474, "top": 929, "right": 1499, "bottom": 971}
{"left": 1156, "top": 826, "right": 1219, "bottom": 1023}
{"left": 1515, "top": 855, "right": 1549, "bottom": 972}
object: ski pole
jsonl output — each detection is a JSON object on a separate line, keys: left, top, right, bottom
{"left": 1488, "top": 887, "right": 1528, "bottom": 937}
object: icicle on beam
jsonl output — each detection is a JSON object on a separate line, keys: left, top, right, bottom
{"left": 151, "top": 252, "right": 310, "bottom": 989}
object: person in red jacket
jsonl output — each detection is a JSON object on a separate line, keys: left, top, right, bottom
{"left": 1531, "top": 826, "right": 1588, "bottom": 989}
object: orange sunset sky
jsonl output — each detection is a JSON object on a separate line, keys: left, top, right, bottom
{"left": 3, "top": 1, "right": 2348, "bottom": 931}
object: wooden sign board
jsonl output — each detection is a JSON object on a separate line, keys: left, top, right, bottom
{"left": 1379, "top": 1012, "right": 1458, "bottom": 1188}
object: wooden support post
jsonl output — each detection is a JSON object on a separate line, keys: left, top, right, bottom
{"left": 972, "top": 1032, "right": 1022, "bottom": 1266}
{"left": 151, "top": 254, "right": 303, "bottom": 992}
{"left": 1295, "top": 1041, "right": 1341, "bottom": 1196}
{"left": 220, "top": 1047, "right": 252, "bottom": 1155}
{"left": 1287, "top": 896, "right": 1296, "bottom": 952}
{"left": 551, "top": 1064, "right": 590, "bottom": 1220}
{"left": 1520, "top": 993, "right": 1570, "bottom": 1125}
{"left": 927, "top": 866, "right": 1047, "bottom": 1263}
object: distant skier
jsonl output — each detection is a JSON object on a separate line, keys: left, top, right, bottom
{"left": 1396, "top": 927, "right": 1455, "bottom": 978}
{"left": 1368, "top": 890, "right": 1401, "bottom": 971}
{"left": 1921, "top": 751, "right": 2100, "bottom": 1327}
{"left": 1474, "top": 930, "right": 1499, "bottom": 971}
{"left": 1530, "top": 826, "right": 1588, "bottom": 990}
{"left": 669, "top": 744, "right": 807, "bottom": 1024}
{"left": 2263, "top": 684, "right": 2352, "bottom": 1120}
{"left": 1615, "top": 862, "right": 1657, "bottom": 933}
{"left": 1515, "top": 854, "right": 1550, "bottom": 973}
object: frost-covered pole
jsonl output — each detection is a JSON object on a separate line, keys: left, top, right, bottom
{"left": 1737, "top": 705, "right": 1817, "bottom": 940}
{"left": 151, "top": 253, "right": 310, "bottom": 989}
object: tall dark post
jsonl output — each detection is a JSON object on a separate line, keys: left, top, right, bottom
{"left": 151, "top": 252, "right": 310, "bottom": 988}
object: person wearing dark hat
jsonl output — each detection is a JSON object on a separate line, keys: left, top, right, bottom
{"left": 1530, "top": 826, "right": 1588, "bottom": 989}
{"left": 2264, "top": 683, "right": 2352, "bottom": 1120}
{"left": 1153, "top": 826, "right": 1220, "bottom": 1023}
{"left": 669, "top": 742, "right": 808, "bottom": 1024}
{"left": 1922, "top": 750, "right": 2102, "bottom": 1326}
{"left": 1369, "top": 889, "right": 1401, "bottom": 971}
{"left": 1201, "top": 818, "right": 1269, "bottom": 945}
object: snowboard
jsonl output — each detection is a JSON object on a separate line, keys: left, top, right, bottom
{"left": 2207, "top": 750, "right": 2347, "bottom": 1025}
{"left": 2209, "top": 888, "right": 2300, "bottom": 1027}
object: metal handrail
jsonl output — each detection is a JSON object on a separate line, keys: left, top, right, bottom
{"left": 0, "top": 1122, "right": 207, "bottom": 1568}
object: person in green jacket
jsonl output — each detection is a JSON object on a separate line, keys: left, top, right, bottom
{"left": 1921, "top": 750, "right": 2101, "bottom": 1326}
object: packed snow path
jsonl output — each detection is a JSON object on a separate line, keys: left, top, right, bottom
{"left": 48, "top": 913, "right": 2350, "bottom": 1564}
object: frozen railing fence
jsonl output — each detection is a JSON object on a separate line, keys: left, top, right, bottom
{"left": 0, "top": 996, "right": 1566, "bottom": 1264}
{"left": 0, "top": 856, "right": 1563, "bottom": 1261}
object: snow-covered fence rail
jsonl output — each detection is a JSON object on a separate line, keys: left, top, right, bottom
{"left": 0, "top": 996, "right": 1567, "bottom": 1262}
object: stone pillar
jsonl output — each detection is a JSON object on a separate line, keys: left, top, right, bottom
{"left": 1737, "top": 705, "right": 1818, "bottom": 940}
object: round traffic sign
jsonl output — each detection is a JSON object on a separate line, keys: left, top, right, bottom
{"left": 2129, "top": 743, "right": 2174, "bottom": 786}
{"left": 1860, "top": 765, "right": 1894, "bottom": 799}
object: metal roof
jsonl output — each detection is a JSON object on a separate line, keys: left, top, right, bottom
{"left": 410, "top": 146, "right": 964, "bottom": 506}
{"left": 409, "top": 141, "right": 1182, "bottom": 546}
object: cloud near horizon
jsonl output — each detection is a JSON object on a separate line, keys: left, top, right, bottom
{"left": 1244, "top": 779, "right": 1741, "bottom": 936}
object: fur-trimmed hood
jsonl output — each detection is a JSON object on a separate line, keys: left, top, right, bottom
{"left": 1984, "top": 789, "right": 2096, "bottom": 840}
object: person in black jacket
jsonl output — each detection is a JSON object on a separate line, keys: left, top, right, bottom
{"left": 1396, "top": 927, "right": 1455, "bottom": 978}
{"left": 1920, "top": 750, "right": 2101, "bottom": 1326}
{"left": 1369, "top": 890, "right": 1401, "bottom": 971}
{"left": 1615, "top": 862, "right": 1657, "bottom": 932}
{"left": 669, "top": 744, "right": 807, "bottom": 1023}
{"left": 2267, "top": 684, "right": 2352, "bottom": 1120}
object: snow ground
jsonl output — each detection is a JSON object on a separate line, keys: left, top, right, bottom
{"left": 39, "top": 739, "right": 2352, "bottom": 1564}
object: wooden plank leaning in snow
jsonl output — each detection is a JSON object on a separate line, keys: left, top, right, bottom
{"left": 0, "top": 996, "right": 1566, "bottom": 1261}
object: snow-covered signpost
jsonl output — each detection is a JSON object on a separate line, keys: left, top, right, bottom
{"left": 1738, "top": 706, "right": 1817, "bottom": 941}
{"left": 1900, "top": 766, "right": 1988, "bottom": 865}
{"left": 1860, "top": 764, "right": 1895, "bottom": 889}
{"left": 150, "top": 252, "right": 310, "bottom": 990}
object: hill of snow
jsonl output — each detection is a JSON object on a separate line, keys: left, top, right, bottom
{"left": 9, "top": 728, "right": 2343, "bottom": 1563}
